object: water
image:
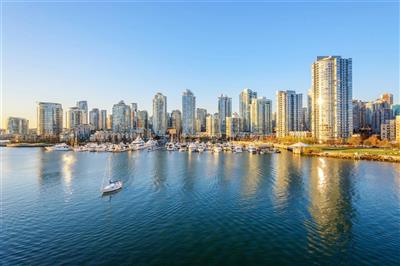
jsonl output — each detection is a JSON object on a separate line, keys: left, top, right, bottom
{"left": 2, "top": 148, "right": 399, "bottom": 265}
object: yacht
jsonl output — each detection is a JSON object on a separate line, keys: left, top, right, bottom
{"left": 197, "top": 143, "right": 206, "bottom": 153}
{"left": 234, "top": 145, "right": 243, "bottom": 153}
{"left": 130, "top": 136, "right": 145, "bottom": 150}
{"left": 188, "top": 143, "right": 197, "bottom": 153}
{"left": 179, "top": 143, "right": 188, "bottom": 152}
{"left": 247, "top": 145, "right": 257, "bottom": 154}
{"left": 45, "top": 143, "right": 72, "bottom": 151}
{"left": 165, "top": 142, "right": 176, "bottom": 151}
{"left": 145, "top": 139, "right": 158, "bottom": 151}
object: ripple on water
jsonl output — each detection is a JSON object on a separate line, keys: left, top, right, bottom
{"left": 2, "top": 149, "right": 400, "bottom": 265}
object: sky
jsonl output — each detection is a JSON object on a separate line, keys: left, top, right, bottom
{"left": 2, "top": 1, "right": 399, "bottom": 128}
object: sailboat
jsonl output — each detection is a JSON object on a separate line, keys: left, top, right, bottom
{"left": 101, "top": 156, "right": 123, "bottom": 195}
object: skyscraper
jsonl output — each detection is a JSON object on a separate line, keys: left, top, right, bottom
{"left": 131, "top": 103, "right": 138, "bottom": 130}
{"left": 137, "top": 110, "right": 148, "bottom": 131}
{"left": 311, "top": 56, "right": 352, "bottom": 142}
{"left": 239, "top": 88, "right": 257, "bottom": 132}
{"left": 7, "top": 117, "right": 29, "bottom": 135}
{"left": 89, "top": 108, "right": 100, "bottom": 130}
{"left": 76, "top": 100, "right": 88, "bottom": 124}
{"left": 250, "top": 97, "right": 272, "bottom": 135}
{"left": 152, "top": 93, "right": 167, "bottom": 136}
{"left": 218, "top": 94, "right": 232, "bottom": 136}
{"left": 66, "top": 107, "right": 82, "bottom": 129}
{"left": 380, "top": 93, "right": 393, "bottom": 105}
{"left": 276, "top": 90, "right": 303, "bottom": 137}
{"left": 171, "top": 110, "right": 182, "bottom": 137}
{"left": 99, "top": 110, "right": 107, "bottom": 130}
{"left": 37, "top": 102, "right": 63, "bottom": 136}
{"left": 226, "top": 113, "right": 241, "bottom": 139}
{"left": 196, "top": 108, "right": 207, "bottom": 132}
{"left": 112, "top": 101, "right": 131, "bottom": 132}
{"left": 182, "top": 89, "right": 196, "bottom": 136}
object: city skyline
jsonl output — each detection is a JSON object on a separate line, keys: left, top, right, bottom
{"left": 2, "top": 2, "right": 399, "bottom": 127}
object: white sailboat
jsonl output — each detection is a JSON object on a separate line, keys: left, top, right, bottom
{"left": 101, "top": 157, "right": 123, "bottom": 195}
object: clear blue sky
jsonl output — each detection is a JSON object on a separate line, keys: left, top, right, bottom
{"left": 2, "top": 1, "right": 399, "bottom": 127}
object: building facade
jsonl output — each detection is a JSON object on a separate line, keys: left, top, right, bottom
{"left": 89, "top": 108, "right": 100, "bottom": 130}
{"left": 250, "top": 97, "right": 272, "bottom": 135}
{"left": 112, "top": 101, "right": 131, "bottom": 132}
{"left": 76, "top": 100, "right": 88, "bottom": 124}
{"left": 152, "top": 93, "right": 168, "bottom": 136}
{"left": 182, "top": 89, "right": 196, "bottom": 136}
{"left": 239, "top": 88, "right": 257, "bottom": 132}
{"left": 171, "top": 110, "right": 182, "bottom": 137}
{"left": 7, "top": 117, "right": 29, "bottom": 135}
{"left": 196, "top": 108, "right": 207, "bottom": 132}
{"left": 311, "top": 56, "right": 352, "bottom": 142}
{"left": 276, "top": 90, "right": 303, "bottom": 137}
{"left": 66, "top": 107, "right": 82, "bottom": 129}
{"left": 226, "top": 113, "right": 241, "bottom": 139}
{"left": 37, "top": 102, "right": 63, "bottom": 137}
{"left": 99, "top": 110, "right": 107, "bottom": 130}
{"left": 218, "top": 95, "right": 232, "bottom": 136}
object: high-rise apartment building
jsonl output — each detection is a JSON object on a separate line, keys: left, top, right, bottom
{"left": 396, "top": 116, "right": 400, "bottom": 143}
{"left": 206, "top": 113, "right": 220, "bottom": 138}
{"left": 182, "top": 89, "right": 196, "bottom": 136}
{"left": 7, "top": 117, "right": 29, "bottom": 135}
{"left": 76, "top": 100, "right": 88, "bottom": 124}
{"left": 276, "top": 90, "right": 303, "bottom": 137}
{"left": 89, "top": 108, "right": 100, "bottom": 130}
{"left": 37, "top": 102, "right": 63, "bottom": 136}
{"left": 196, "top": 108, "right": 207, "bottom": 132}
{"left": 380, "top": 93, "right": 393, "bottom": 105}
{"left": 131, "top": 103, "right": 138, "bottom": 130}
{"left": 152, "top": 93, "right": 167, "bottom": 136}
{"left": 66, "top": 107, "right": 82, "bottom": 129}
{"left": 226, "top": 113, "right": 241, "bottom": 139}
{"left": 380, "top": 119, "right": 396, "bottom": 141}
{"left": 137, "top": 110, "right": 148, "bottom": 131}
{"left": 112, "top": 101, "right": 131, "bottom": 132}
{"left": 218, "top": 95, "right": 232, "bottom": 136}
{"left": 239, "top": 89, "right": 257, "bottom": 132}
{"left": 311, "top": 56, "right": 352, "bottom": 142}
{"left": 250, "top": 97, "right": 272, "bottom": 135}
{"left": 171, "top": 110, "right": 182, "bottom": 137}
{"left": 99, "top": 110, "right": 107, "bottom": 130}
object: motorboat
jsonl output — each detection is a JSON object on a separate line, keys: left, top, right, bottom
{"left": 45, "top": 143, "right": 72, "bottom": 151}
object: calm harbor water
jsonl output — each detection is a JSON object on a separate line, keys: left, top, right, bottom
{"left": 2, "top": 147, "right": 399, "bottom": 265}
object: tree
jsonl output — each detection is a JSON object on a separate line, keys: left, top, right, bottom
{"left": 348, "top": 135, "right": 362, "bottom": 146}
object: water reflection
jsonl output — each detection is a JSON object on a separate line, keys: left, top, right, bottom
{"left": 62, "top": 153, "right": 76, "bottom": 187}
{"left": 307, "top": 157, "right": 355, "bottom": 254}
{"left": 37, "top": 149, "right": 63, "bottom": 187}
{"left": 241, "top": 154, "right": 263, "bottom": 198}
{"left": 273, "top": 152, "right": 303, "bottom": 208}
{"left": 152, "top": 151, "right": 167, "bottom": 190}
